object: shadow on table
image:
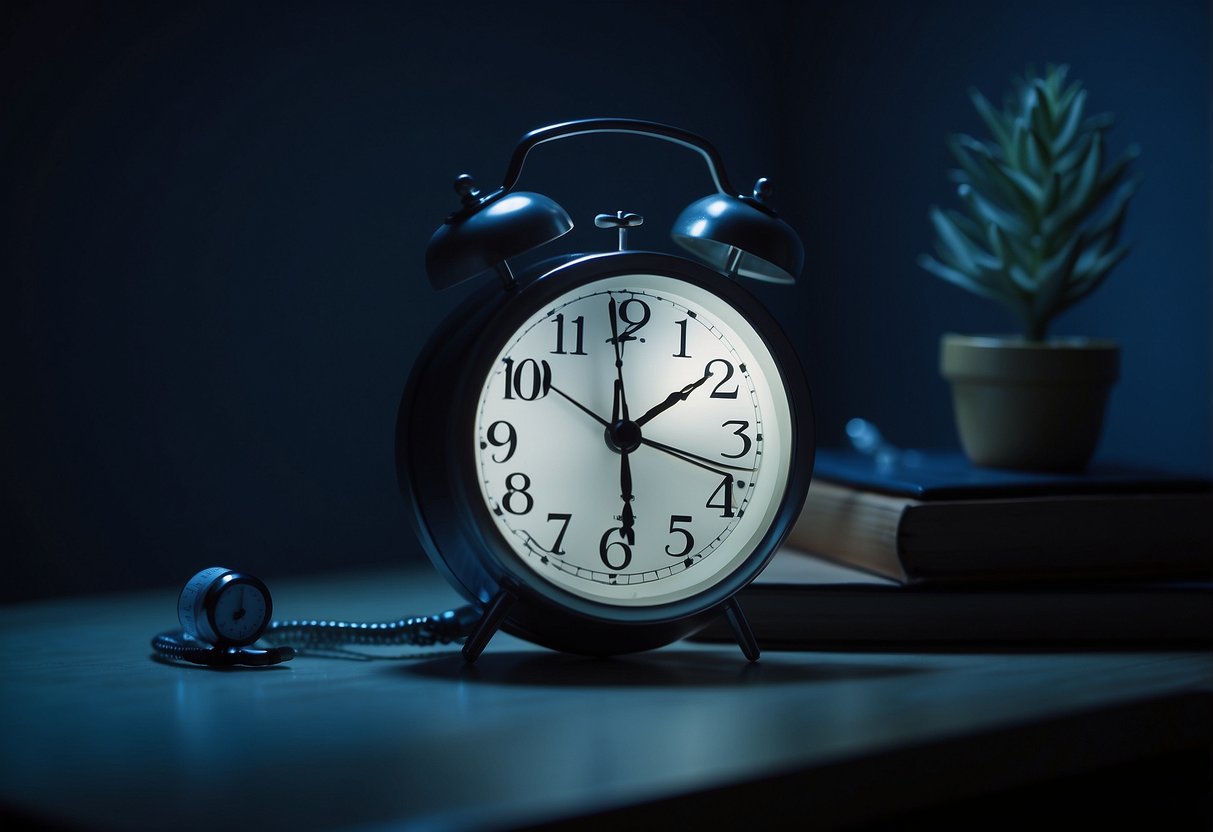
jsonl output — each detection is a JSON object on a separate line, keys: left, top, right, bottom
{"left": 399, "top": 647, "right": 927, "bottom": 688}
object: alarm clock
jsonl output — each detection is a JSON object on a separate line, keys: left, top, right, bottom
{"left": 397, "top": 119, "right": 815, "bottom": 662}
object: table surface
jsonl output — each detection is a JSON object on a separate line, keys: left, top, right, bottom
{"left": 2, "top": 564, "right": 1211, "bottom": 831}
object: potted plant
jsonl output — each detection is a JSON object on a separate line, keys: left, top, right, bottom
{"left": 919, "top": 64, "right": 1140, "bottom": 471}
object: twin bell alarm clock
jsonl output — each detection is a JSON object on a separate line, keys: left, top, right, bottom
{"left": 397, "top": 118, "right": 815, "bottom": 662}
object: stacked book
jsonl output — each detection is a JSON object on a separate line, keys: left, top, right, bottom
{"left": 696, "top": 448, "right": 1213, "bottom": 650}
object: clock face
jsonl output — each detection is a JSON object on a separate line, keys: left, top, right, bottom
{"left": 473, "top": 272, "right": 793, "bottom": 607}
{"left": 210, "top": 581, "right": 269, "bottom": 645}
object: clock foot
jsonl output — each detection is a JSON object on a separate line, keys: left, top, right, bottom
{"left": 462, "top": 588, "right": 517, "bottom": 662}
{"left": 723, "top": 597, "right": 760, "bottom": 662}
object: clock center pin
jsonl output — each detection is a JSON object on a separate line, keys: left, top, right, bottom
{"left": 605, "top": 419, "right": 643, "bottom": 454}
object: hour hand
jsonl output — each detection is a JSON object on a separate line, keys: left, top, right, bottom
{"left": 612, "top": 378, "right": 629, "bottom": 424}
{"left": 607, "top": 298, "right": 630, "bottom": 422}
{"left": 618, "top": 451, "right": 635, "bottom": 542}
{"left": 635, "top": 368, "right": 714, "bottom": 427}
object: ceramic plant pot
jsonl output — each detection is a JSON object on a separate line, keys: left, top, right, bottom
{"left": 940, "top": 334, "right": 1120, "bottom": 472}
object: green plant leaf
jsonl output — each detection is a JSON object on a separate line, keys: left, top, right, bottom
{"left": 1082, "top": 113, "right": 1116, "bottom": 133}
{"left": 1042, "top": 171, "right": 1062, "bottom": 216}
{"left": 1051, "top": 89, "right": 1087, "bottom": 156}
{"left": 1044, "top": 132, "right": 1103, "bottom": 235}
{"left": 985, "top": 223, "right": 1032, "bottom": 277}
{"left": 1082, "top": 177, "right": 1138, "bottom": 251}
{"left": 1031, "top": 235, "right": 1082, "bottom": 326}
{"left": 1031, "top": 78, "right": 1056, "bottom": 135}
{"left": 945, "top": 207, "right": 986, "bottom": 243}
{"left": 1054, "top": 133, "right": 1094, "bottom": 174}
{"left": 1058, "top": 244, "right": 1130, "bottom": 315}
{"left": 1077, "top": 244, "right": 1130, "bottom": 286}
{"left": 1024, "top": 84, "right": 1054, "bottom": 170}
{"left": 929, "top": 207, "right": 1000, "bottom": 275}
{"left": 959, "top": 183, "right": 1030, "bottom": 239}
{"left": 1046, "top": 143, "right": 1136, "bottom": 240}
{"left": 948, "top": 135, "right": 1019, "bottom": 209}
{"left": 953, "top": 134, "right": 1040, "bottom": 216}
{"left": 1054, "top": 68, "right": 1080, "bottom": 114}
{"left": 1008, "top": 263, "right": 1036, "bottom": 293}
{"left": 1011, "top": 117, "right": 1029, "bottom": 170}
{"left": 919, "top": 254, "right": 1030, "bottom": 324}
{"left": 969, "top": 86, "right": 1013, "bottom": 156}
{"left": 1028, "top": 120, "right": 1052, "bottom": 171}
{"left": 1092, "top": 145, "right": 1140, "bottom": 201}
{"left": 918, "top": 254, "right": 996, "bottom": 298}
{"left": 946, "top": 168, "right": 970, "bottom": 187}
{"left": 997, "top": 160, "right": 1046, "bottom": 207}
{"left": 986, "top": 221, "right": 1008, "bottom": 263}
{"left": 1001, "top": 220, "right": 1036, "bottom": 265}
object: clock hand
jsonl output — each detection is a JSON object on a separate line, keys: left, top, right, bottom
{"left": 607, "top": 297, "right": 624, "bottom": 358}
{"left": 551, "top": 379, "right": 745, "bottom": 478}
{"left": 233, "top": 588, "right": 247, "bottom": 621}
{"left": 608, "top": 361, "right": 637, "bottom": 543}
{"left": 548, "top": 384, "right": 610, "bottom": 428}
{"left": 607, "top": 298, "right": 629, "bottom": 423}
{"left": 612, "top": 378, "right": 628, "bottom": 425}
{"left": 641, "top": 436, "right": 752, "bottom": 478}
{"left": 618, "top": 449, "right": 635, "bottom": 543}
{"left": 634, "top": 368, "right": 715, "bottom": 427}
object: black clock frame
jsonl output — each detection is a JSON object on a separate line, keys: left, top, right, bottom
{"left": 397, "top": 250, "right": 815, "bottom": 660}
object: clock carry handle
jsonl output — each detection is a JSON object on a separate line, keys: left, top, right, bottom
{"left": 497, "top": 118, "right": 740, "bottom": 199}
{"left": 427, "top": 116, "right": 802, "bottom": 288}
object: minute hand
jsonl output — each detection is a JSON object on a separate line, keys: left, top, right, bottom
{"left": 635, "top": 370, "right": 714, "bottom": 427}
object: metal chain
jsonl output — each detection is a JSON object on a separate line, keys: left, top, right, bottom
{"left": 263, "top": 605, "right": 481, "bottom": 649}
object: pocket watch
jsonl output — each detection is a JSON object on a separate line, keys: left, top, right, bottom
{"left": 151, "top": 566, "right": 296, "bottom": 667}
{"left": 398, "top": 119, "right": 815, "bottom": 662}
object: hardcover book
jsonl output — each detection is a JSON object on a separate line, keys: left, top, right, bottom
{"left": 691, "top": 548, "right": 1213, "bottom": 649}
{"left": 786, "top": 449, "right": 1213, "bottom": 585}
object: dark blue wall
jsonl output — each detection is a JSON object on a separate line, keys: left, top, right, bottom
{"left": 4, "top": 0, "right": 1209, "bottom": 601}
{"left": 778, "top": 0, "right": 1212, "bottom": 471}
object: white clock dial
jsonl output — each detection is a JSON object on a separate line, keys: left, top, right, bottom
{"left": 474, "top": 273, "right": 793, "bottom": 606}
{"left": 210, "top": 582, "right": 269, "bottom": 644}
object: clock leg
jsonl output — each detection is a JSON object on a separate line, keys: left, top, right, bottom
{"left": 722, "top": 597, "right": 761, "bottom": 662}
{"left": 462, "top": 588, "right": 517, "bottom": 663}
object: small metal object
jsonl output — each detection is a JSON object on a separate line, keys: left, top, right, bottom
{"left": 846, "top": 418, "right": 891, "bottom": 458}
{"left": 846, "top": 418, "right": 922, "bottom": 472}
{"left": 594, "top": 211, "right": 644, "bottom": 251}
{"left": 152, "top": 567, "right": 481, "bottom": 668}
{"left": 177, "top": 567, "right": 274, "bottom": 648}
{"left": 752, "top": 177, "right": 773, "bottom": 203}
{"left": 152, "top": 567, "right": 295, "bottom": 668}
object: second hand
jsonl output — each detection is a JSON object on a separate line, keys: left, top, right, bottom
{"left": 547, "top": 383, "right": 751, "bottom": 480}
